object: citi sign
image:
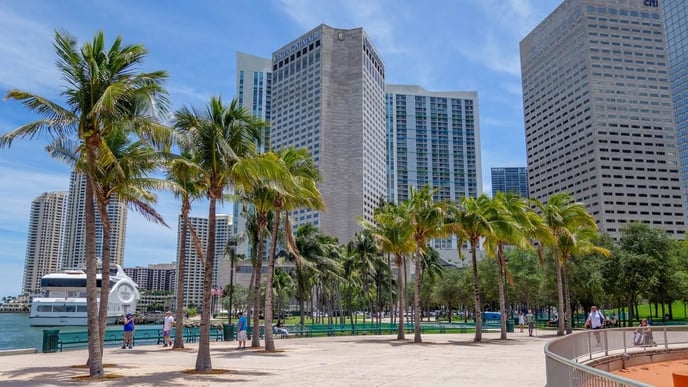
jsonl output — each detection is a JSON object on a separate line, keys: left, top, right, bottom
{"left": 644, "top": 0, "right": 658, "bottom": 7}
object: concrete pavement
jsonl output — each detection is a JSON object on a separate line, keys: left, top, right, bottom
{"left": 0, "top": 330, "right": 553, "bottom": 386}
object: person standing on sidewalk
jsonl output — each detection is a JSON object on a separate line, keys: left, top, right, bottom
{"left": 585, "top": 306, "right": 605, "bottom": 345}
{"left": 236, "top": 311, "right": 247, "bottom": 349}
{"left": 162, "top": 311, "right": 175, "bottom": 348}
{"left": 122, "top": 312, "right": 135, "bottom": 349}
{"left": 526, "top": 309, "right": 536, "bottom": 336}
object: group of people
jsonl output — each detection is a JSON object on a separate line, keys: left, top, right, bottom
{"left": 120, "top": 310, "right": 176, "bottom": 349}
{"left": 585, "top": 305, "right": 655, "bottom": 346}
{"left": 517, "top": 309, "right": 537, "bottom": 336}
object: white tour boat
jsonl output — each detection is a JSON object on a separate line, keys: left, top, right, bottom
{"left": 29, "top": 264, "right": 140, "bottom": 326}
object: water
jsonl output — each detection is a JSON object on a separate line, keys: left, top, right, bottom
{"left": 0, "top": 313, "right": 89, "bottom": 350}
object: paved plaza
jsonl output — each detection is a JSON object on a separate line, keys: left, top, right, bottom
{"left": 0, "top": 330, "right": 552, "bottom": 386}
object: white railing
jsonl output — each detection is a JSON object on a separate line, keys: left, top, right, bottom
{"left": 544, "top": 325, "right": 688, "bottom": 386}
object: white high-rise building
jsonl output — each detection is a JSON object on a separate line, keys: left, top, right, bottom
{"left": 385, "top": 85, "right": 481, "bottom": 263}
{"left": 521, "top": 0, "right": 685, "bottom": 239}
{"left": 22, "top": 191, "right": 66, "bottom": 295}
{"left": 269, "top": 24, "right": 387, "bottom": 244}
{"left": 177, "top": 215, "right": 232, "bottom": 308}
{"left": 61, "top": 171, "right": 128, "bottom": 269}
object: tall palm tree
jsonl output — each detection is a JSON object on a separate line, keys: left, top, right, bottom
{"left": 264, "top": 147, "right": 324, "bottom": 351}
{"left": 346, "top": 230, "right": 379, "bottom": 323}
{"left": 532, "top": 192, "right": 607, "bottom": 335}
{"left": 1, "top": 31, "right": 167, "bottom": 378}
{"left": 174, "top": 97, "right": 267, "bottom": 371}
{"left": 405, "top": 186, "right": 452, "bottom": 343}
{"left": 361, "top": 202, "right": 415, "bottom": 339}
{"left": 164, "top": 148, "right": 205, "bottom": 349}
{"left": 450, "top": 194, "right": 499, "bottom": 342}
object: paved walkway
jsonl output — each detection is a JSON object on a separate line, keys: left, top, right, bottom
{"left": 0, "top": 330, "right": 553, "bottom": 386}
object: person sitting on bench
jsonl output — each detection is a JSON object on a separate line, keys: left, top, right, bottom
{"left": 275, "top": 319, "right": 290, "bottom": 337}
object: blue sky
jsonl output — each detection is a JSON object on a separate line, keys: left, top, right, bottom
{"left": 0, "top": 0, "right": 562, "bottom": 297}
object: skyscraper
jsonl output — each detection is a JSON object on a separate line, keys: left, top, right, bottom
{"left": 61, "top": 171, "right": 128, "bottom": 269}
{"left": 385, "top": 84, "right": 481, "bottom": 260}
{"left": 491, "top": 167, "right": 529, "bottom": 198}
{"left": 236, "top": 51, "right": 273, "bottom": 152}
{"left": 177, "top": 215, "right": 231, "bottom": 308}
{"left": 22, "top": 191, "right": 66, "bottom": 294}
{"left": 521, "top": 0, "right": 685, "bottom": 239}
{"left": 269, "top": 24, "right": 387, "bottom": 244}
{"left": 662, "top": 0, "right": 688, "bottom": 218}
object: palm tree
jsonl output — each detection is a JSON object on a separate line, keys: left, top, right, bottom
{"left": 164, "top": 149, "right": 205, "bottom": 349}
{"left": 450, "top": 194, "right": 499, "bottom": 342}
{"left": 346, "top": 230, "right": 379, "bottom": 323}
{"left": 361, "top": 202, "right": 414, "bottom": 339}
{"left": 532, "top": 192, "right": 608, "bottom": 335}
{"left": 405, "top": 186, "right": 452, "bottom": 343}
{"left": 1, "top": 31, "right": 167, "bottom": 378}
{"left": 264, "top": 147, "right": 324, "bottom": 351}
{"left": 174, "top": 96, "right": 267, "bottom": 371}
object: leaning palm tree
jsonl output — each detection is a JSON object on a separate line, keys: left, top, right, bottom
{"left": 405, "top": 185, "right": 452, "bottom": 343}
{"left": 1, "top": 30, "right": 167, "bottom": 378}
{"left": 531, "top": 192, "right": 607, "bottom": 335}
{"left": 164, "top": 148, "right": 205, "bottom": 349}
{"left": 264, "top": 147, "right": 324, "bottom": 351}
{"left": 450, "top": 194, "right": 499, "bottom": 343}
{"left": 361, "top": 202, "right": 415, "bottom": 339}
{"left": 174, "top": 97, "right": 267, "bottom": 371}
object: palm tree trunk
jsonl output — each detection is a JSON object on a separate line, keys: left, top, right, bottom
{"left": 252, "top": 222, "right": 266, "bottom": 348}
{"left": 497, "top": 246, "right": 507, "bottom": 340}
{"left": 264, "top": 204, "right": 283, "bottom": 351}
{"left": 471, "top": 241, "right": 483, "bottom": 342}
{"left": 97, "top": 201, "right": 111, "bottom": 357}
{"left": 562, "top": 259, "right": 573, "bottom": 334}
{"left": 174, "top": 207, "right": 190, "bottom": 349}
{"left": 195, "top": 197, "right": 217, "bottom": 371}
{"left": 413, "top": 251, "right": 422, "bottom": 343}
{"left": 84, "top": 174, "right": 103, "bottom": 377}
{"left": 554, "top": 251, "right": 565, "bottom": 336}
{"left": 396, "top": 254, "right": 405, "bottom": 339}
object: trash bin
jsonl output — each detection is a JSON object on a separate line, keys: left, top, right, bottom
{"left": 42, "top": 329, "right": 60, "bottom": 353}
{"left": 222, "top": 323, "right": 235, "bottom": 341}
{"left": 506, "top": 319, "right": 514, "bottom": 333}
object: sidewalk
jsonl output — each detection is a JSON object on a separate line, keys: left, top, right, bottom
{"left": 0, "top": 330, "right": 552, "bottom": 386}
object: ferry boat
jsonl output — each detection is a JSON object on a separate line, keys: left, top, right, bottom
{"left": 29, "top": 264, "right": 140, "bottom": 326}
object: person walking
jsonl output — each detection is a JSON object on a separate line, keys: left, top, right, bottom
{"left": 162, "top": 310, "right": 175, "bottom": 348}
{"left": 585, "top": 305, "right": 605, "bottom": 345}
{"left": 122, "top": 312, "right": 135, "bottom": 349}
{"left": 526, "top": 309, "right": 536, "bottom": 337}
{"left": 518, "top": 311, "right": 526, "bottom": 333}
{"left": 236, "top": 311, "right": 247, "bottom": 349}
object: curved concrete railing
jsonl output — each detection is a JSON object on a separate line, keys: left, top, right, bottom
{"left": 544, "top": 325, "right": 688, "bottom": 386}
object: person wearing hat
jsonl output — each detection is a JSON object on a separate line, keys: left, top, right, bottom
{"left": 122, "top": 312, "right": 135, "bottom": 349}
{"left": 162, "top": 311, "right": 175, "bottom": 348}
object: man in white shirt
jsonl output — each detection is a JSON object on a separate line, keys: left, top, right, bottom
{"left": 163, "top": 310, "right": 175, "bottom": 348}
{"left": 585, "top": 305, "right": 605, "bottom": 345}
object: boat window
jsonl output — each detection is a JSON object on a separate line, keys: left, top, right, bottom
{"left": 37, "top": 305, "right": 52, "bottom": 312}
{"left": 53, "top": 305, "right": 76, "bottom": 313}
{"left": 77, "top": 306, "right": 87, "bottom": 312}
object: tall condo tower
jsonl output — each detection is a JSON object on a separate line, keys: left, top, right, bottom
{"left": 177, "top": 215, "right": 231, "bottom": 308}
{"left": 661, "top": 0, "right": 688, "bottom": 218}
{"left": 61, "top": 171, "right": 128, "bottom": 269}
{"left": 269, "top": 24, "right": 387, "bottom": 244}
{"left": 385, "top": 85, "right": 481, "bottom": 261}
{"left": 491, "top": 167, "right": 529, "bottom": 198}
{"left": 521, "top": 0, "right": 685, "bottom": 239}
{"left": 22, "top": 191, "right": 66, "bottom": 294}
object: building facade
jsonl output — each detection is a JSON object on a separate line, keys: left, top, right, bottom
{"left": 124, "top": 262, "right": 176, "bottom": 292}
{"left": 61, "top": 170, "right": 128, "bottom": 269}
{"left": 521, "top": 0, "right": 685, "bottom": 239}
{"left": 269, "top": 24, "right": 387, "bottom": 244}
{"left": 177, "top": 215, "right": 232, "bottom": 308}
{"left": 22, "top": 191, "right": 66, "bottom": 295}
{"left": 491, "top": 167, "right": 529, "bottom": 198}
{"left": 662, "top": 0, "right": 688, "bottom": 218}
{"left": 385, "top": 84, "right": 481, "bottom": 261}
